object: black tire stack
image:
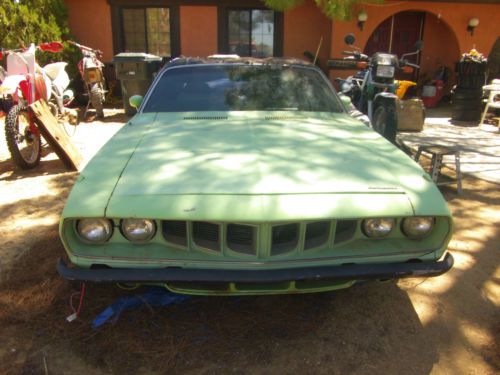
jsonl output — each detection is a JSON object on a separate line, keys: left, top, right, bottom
{"left": 451, "top": 61, "right": 486, "bottom": 122}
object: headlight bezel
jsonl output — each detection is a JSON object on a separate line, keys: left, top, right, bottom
{"left": 76, "top": 218, "right": 114, "bottom": 244}
{"left": 120, "top": 218, "right": 157, "bottom": 243}
{"left": 376, "top": 65, "right": 395, "bottom": 78}
{"left": 401, "top": 217, "right": 435, "bottom": 239}
{"left": 362, "top": 218, "right": 395, "bottom": 239}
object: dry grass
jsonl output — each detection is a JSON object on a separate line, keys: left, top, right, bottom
{"left": 0, "top": 120, "right": 498, "bottom": 374}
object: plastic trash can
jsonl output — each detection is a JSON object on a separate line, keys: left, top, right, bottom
{"left": 113, "top": 53, "right": 163, "bottom": 115}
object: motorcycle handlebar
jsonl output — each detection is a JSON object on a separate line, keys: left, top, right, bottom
{"left": 402, "top": 61, "right": 420, "bottom": 69}
{"left": 68, "top": 40, "right": 102, "bottom": 57}
{"left": 341, "top": 51, "right": 369, "bottom": 61}
{"left": 0, "top": 42, "right": 63, "bottom": 57}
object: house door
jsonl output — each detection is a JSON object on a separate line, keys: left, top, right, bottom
{"left": 364, "top": 11, "right": 425, "bottom": 80}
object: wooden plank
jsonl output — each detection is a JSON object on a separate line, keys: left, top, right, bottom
{"left": 28, "top": 100, "right": 82, "bottom": 171}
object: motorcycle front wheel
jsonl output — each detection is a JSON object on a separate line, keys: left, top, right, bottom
{"left": 4, "top": 104, "right": 42, "bottom": 169}
{"left": 90, "top": 83, "right": 105, "bottom": 118}
{"left": 372, "top": 104, "right": 397, "bottom": 144}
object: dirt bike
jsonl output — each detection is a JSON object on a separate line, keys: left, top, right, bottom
{"left": 329, "top": 34, "right": 422, "bottom": 143}
{"left": 0, "top": 66, "right": 13, "bottom": 114}
{"left": 69, "top": 41, "right": 106, "bottom": 119}
{"left": 0, "top": 42, "right": 77, "bottom": 169}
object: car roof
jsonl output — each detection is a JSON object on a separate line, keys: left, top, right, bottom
{"left": 164, "top": 56, "right": 316, "bottom": 69}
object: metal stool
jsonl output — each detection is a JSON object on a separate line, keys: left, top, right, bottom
{"left": 415, "top": 145, "right": 463, "bottom": 195}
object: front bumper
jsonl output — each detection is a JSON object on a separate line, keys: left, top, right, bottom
{"left": 57, "top": 252, "right": 453, "bottom": 283}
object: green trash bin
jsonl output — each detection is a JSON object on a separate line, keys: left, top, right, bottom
{"left": 113, "top": 53, "right": 163, "bottom": 115}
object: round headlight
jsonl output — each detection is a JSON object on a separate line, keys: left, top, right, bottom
{"left": 77, "top": 218, "right": 113, "bottom": 243}
{"left": 402, "top": 217, "right": 434, "bottom": 239}
{"left": 121, "top": 218, "right": 156, "bottom": 243}
{"left": 362, "top": 218, "right": 395, "bottom": 238}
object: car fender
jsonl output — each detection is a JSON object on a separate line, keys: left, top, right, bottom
{"left": 373, "top": 91, "right": 398, "bottom": 108}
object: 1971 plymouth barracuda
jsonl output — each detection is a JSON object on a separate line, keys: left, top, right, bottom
{"left": 57, "top": 57, "right": 453, "bottom": 295}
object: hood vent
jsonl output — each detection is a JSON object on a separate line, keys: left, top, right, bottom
{"left": 183, "top": 116, "right": 228, "bottom": 120}
{"left": 264, "top": 116, "right": 301, "bottom": 121}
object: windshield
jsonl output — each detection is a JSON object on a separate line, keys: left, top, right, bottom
{"left": 142, "top": 64, "right": 342, "bottom": 113}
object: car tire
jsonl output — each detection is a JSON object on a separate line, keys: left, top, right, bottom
{"left": 453, "top": 87, "right": 483, "bottom": 100}
{"left": 373, "top": 103, "right": 397, "bottom": 143}
{"left": 4, "top": 104, "right": 42, "bottom": 169}
{"left": 90, "top": 83, "right": 105, "bottom": 118}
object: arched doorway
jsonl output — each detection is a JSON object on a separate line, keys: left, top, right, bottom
{"left": 364, "top": 11, "right": 460, "bottom": 91}
{"left": 364, "top": 11, "right": 424, "bottom": 61}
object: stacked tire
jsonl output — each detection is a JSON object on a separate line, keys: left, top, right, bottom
{"left": 451, "top": 61, "right": 486, "bottom": 122}
{"left": 451, "top": 87, "right": 483, "bottom": 121}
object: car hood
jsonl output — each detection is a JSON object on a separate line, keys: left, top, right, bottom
{"left": 62, "top": 112, "right": 450, "bottom": 221}
{"left": 114, "top": 112, "right": 410, "bottom": 195}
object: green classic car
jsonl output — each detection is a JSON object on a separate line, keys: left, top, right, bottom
{"left": 57, "top": 57, "right": 453, "bottom": 295}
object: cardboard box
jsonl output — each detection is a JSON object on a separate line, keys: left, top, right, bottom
{"left": 397, "top": 98, "right": 425, "bottom": 131}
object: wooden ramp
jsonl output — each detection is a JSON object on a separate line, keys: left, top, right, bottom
{"left": 29, "top": 100, "right": 82, "bottom": 171}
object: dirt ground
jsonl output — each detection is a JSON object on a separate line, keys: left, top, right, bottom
{"left": 0, "top": 111, "right": 498, "bottom": 375}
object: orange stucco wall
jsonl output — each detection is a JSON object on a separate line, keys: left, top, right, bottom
{"left": 64, "top": 0, "right": 498, "bottom": 79}
{"left": 330, "top": 0, "right": 500, "bottom": 83}
{"left": 65, "top": 0, "right": 113, "bottom": 62}
{"left": 180, "top": 6, "right": 218, "bottom": 57}
{"left": 283, "top": 0, "right": 332, "bottom": 71}
{"left": 329, "top": 1, "right": 500, "bottom": 81}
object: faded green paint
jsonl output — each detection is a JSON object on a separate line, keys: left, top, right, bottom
{"left": 61, "top": 216, "right": 450, "bottom": 265}
{"left": 60, "top": 110, "right": 452, "bottom": 295}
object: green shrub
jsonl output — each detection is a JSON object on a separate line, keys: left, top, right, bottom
{"left": 0, "top": 1, "right": 83, "bottom": 95}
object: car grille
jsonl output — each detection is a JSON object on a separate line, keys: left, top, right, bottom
{"left": 193, "top": 221, "right": 220, "bottom": 251}
{"left": 304, "top": 221, "right": 330, "bottom": 250}
{"left": 271, "top": 223, "right": 299, "bottom": 255}
{"left": 160, "top": 220, "right": 358, "bottom": 257}
{"left": 162, "top": 220, "right": 188, "bottom": 246}
{"left": 227, "top": 224, "right": 256, "bottom": 255}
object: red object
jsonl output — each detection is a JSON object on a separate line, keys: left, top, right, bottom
{"left": 356, "top": 61, "right": 368, "bottom": 69}
{"left": 403, "top": 66, "right": 414, "bottom": 74}
{"left": 39, "top": 41, "right": 63, "bottom": 53}
{"left": 0, "top": 51, "right": 3, "bottom": 60}
{"left": 422, "top": 79, "right": 444, "bottom": 108}
{"left": 19, "top": 79, "right": 31, "bottom": 102}
{"left": 34, "top": 74, "right": 48, "bottom": 100}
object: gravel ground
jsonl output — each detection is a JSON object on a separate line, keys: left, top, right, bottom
{"left": 0, "top": 108, "right": 498, "bottom": 375}
{"left": 398, "top": 108, "right": 500, "bottom": 184}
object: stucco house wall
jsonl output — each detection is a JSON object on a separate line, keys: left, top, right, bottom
{"left": 64, "top": 0, "right": 499, "bottom": 85}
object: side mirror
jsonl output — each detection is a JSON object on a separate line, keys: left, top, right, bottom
{"left": 339, "top": 93, "right": 353, "bottom": 107}
{"left": 414, "top": 40, "right": 424, "bottom": 51}
{"left": 129, "top": 95, "right": 143, "bottom": 110}
{"left": 344, "top": 34, "right": 356, "bottom": 45}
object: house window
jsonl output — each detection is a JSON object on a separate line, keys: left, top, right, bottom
{"left": 227, "top": 9, "right": 276, "bottom": 57}
{"left": 122, "top": 8, "right": 171, "bottom": 56}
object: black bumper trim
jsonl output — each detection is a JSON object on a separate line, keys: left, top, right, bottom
{"left": 57, "top": 253, "right": 453, "bottom": 283}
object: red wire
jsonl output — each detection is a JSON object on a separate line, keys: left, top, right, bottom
{"left": 76, "top": 283, "right": 86, "bottom": 316}
{"left": 69, "top": 283, "right": 87, "bottom": 317}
